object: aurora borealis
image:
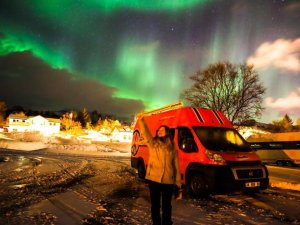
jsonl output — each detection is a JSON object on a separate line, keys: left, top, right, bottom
{"left": 0, "top": 0, "right": 299, "bottom": 122}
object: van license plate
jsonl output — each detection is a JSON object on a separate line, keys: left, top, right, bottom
{"left": 245, "top": 182, "right": 260, "bottom": 188}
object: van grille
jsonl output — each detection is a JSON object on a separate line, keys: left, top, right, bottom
{"left": 236, "top": 169, "right": 264, "bottom": 179}
{"left": 232, "top": 167, "right": 266, "bottom": 180}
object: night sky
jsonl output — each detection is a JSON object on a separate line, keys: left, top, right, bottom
{"left": 0, "top": 0, "right": 299, "bottom": 122}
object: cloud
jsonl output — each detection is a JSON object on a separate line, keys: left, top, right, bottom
{"left": 265, "top": 87, "right": 300, "bottom": 116}
{"left": 0, "top": 51, "right": 144, "bottom": 119}
{"left": 247, "top": 38, "right": 300, "bottom": 73}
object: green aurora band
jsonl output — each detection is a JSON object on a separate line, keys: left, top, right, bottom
{"left": 111, "top": 39, "right": 185, "bottom": 110}
{"left": 0, "top": 0, "right": 213, "bottom": 111}
{"left": 33, "top": 0, "right": 209, "bottom": 14}
{"left": 0, "top": 30, "right": 70, "bottom": 69}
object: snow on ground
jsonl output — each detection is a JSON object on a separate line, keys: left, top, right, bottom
{"left": 0, "top": 132, "right": 131, "bottom": 157}
{"left": 270, "top": 180, "right": 300, "bottom": 192}
{"left": 0, "top": 133, "right": 13, "bottom": 140}
{"left": 1, "top": 132, "right": 300, "bottom": 191}
{"left": 1, "top": 141, "right": 47, "bottom": 151}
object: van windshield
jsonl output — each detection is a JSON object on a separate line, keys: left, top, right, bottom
{"left": 193, "top": 127, "right": 251, "bottom": 152}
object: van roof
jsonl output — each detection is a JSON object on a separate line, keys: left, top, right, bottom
{"left": 136, "top": 107, "right": 233, "bottom": 132}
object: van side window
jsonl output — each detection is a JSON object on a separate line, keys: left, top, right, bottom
{"left": 178, "top": 127, "right": 198, "bottom": 153}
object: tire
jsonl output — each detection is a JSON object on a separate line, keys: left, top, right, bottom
{"left": 137, "top": 162, "right": 146, "bottom": 179}
{"left": 188, "top": 174, "right": 209, "bottom": 197}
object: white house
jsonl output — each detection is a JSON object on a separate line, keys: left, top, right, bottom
{"left": 8, "top": 115, "right": 29, "bottom": 132}
{"left": 111, "top": 127, "right": 133, "bottom": 143}
{"left": 8, "top": 115, "right": 60, "bottom": 134}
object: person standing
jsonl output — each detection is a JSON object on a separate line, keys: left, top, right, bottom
{"left": 139, "top": 115, "right": 181, "bottom": 225}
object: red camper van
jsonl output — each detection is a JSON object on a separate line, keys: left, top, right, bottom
{"left": 131, "top": 103, "right": 269, "bottom": 195}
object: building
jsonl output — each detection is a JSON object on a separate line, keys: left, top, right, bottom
{"left": 8, "top": 115, "right": 60, "bottom": 134}
{"left": 111, "top": 127, "right": 133, "bottom": 142}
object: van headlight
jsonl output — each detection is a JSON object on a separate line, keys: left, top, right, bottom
{"left": 205, "top": 150, "right": 225, "bottom": 162}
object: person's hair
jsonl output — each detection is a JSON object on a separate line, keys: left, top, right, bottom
{"left": 154, "top": 125, "right": 175, "bottom": 149}
{"left": 155, "top": 125, "right": 171, "bottom": 137}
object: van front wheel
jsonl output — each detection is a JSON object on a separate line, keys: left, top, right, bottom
{"left": 189, "top": 174, "right": 209, "bottom": 197}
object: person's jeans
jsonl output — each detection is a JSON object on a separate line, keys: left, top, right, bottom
{"left": 148, "top": 181, "right": 174, "bottom": 225}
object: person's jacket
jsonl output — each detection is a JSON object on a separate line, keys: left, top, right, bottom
{"left": 139, "top": 118, "right": 181, "bottom": 187}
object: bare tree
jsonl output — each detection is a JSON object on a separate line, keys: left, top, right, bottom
{"left": 181, "top": 62, "right": 266, "bottom": 124}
